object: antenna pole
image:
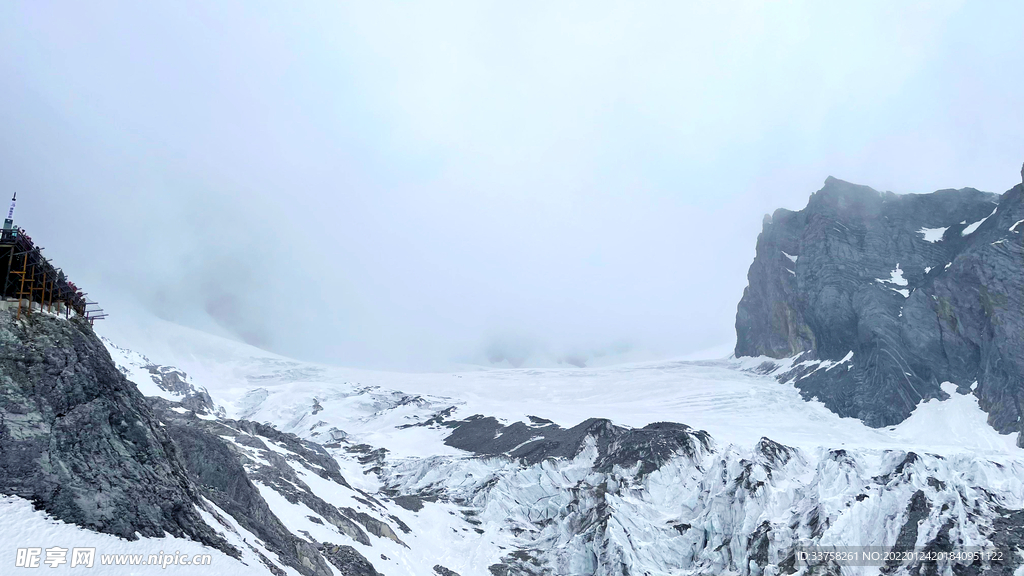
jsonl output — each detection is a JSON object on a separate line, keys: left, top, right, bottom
{"left": 3, "top": 192, "right": 15, "bottom": 231}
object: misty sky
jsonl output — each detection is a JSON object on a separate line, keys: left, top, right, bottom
{"left": 2, "top": 2, "right": 1023, "bottom": 369}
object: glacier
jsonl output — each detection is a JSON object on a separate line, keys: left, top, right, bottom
{"left": 19, "top": 313, "right": 1006, "bottom": 576}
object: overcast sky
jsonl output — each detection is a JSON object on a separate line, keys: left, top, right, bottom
{"left": 1, "top": 1, "right": 1022, "bottom": 369}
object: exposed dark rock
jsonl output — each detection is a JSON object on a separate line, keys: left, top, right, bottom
{"left": 151, "top": 396, "right": 403, "bottom": 575}
{"left": 231, "top": 418, "right": 352, "bottom": 487}
{"left": 0, "top": 309, "right": 391, "bottom": 575}
{"left": 883, "top": 490, "right": 931, "bottom": 573}
{"left": 756, "top": 437, "right": 795, "bottom": 467}
{"left": 748, "top": 520, "right": 772, "bottom": 567}
{"left": 346, "top": 443, "right": 388, "bottom": 473}
{"left": 396, "top": 406, "right": 456, "bottom": 429}
{"left": 735, "top": 176, "right": 1024, "bottom": 434}
{"left": 910, "top": 519, "right": 954, "bottom": 576}
{"left": 671, "top": 522, "right": 691, "bottom": 534}
{"left": 978, "top": 508, "right": 1024, "bottom": 575}
{"left": 433, "top": 565, "right": 461, "bottom": 576}
{"left": 875, "top": 452, "right": 920, "bottom": 485}
{"left": 0, "top": 309, "right": 234, "bottom": 555}
{"left": 488, "top": 549, "right": 546, "bottom": 576}
{"left": 443, "top": 415, "right": 711, "bottom": 477}
{"left": 319, "top": 543, "right": 382, "bottom": 576}
{"left": 143, "top": 363, "right": 216, "bottom": 414}
{"left": 391, "top": 495, "right": 425, "bottom": 512}
{"left": 149, "top": 398, "right": 335, "bottom": 576}
{"left": 342, "top": 507, "right": 406, "bottom": 547}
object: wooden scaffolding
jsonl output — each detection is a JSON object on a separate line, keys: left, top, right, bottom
{"left": 0, "top": 227, "right": 104, "bottom": 323}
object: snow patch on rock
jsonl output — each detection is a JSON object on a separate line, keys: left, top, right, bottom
{"left": 962, "top": 205, "right": 997, "bottom": 236}
{"left": 917, "top": 226, "right": 948, "bottom": 243}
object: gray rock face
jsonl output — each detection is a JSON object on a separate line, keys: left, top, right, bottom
{"left": 318, "top": 543, "right": 381, "bottom": 576}
{"left": 151, "top": 400, "right": 334, "bottom": 576}
{"left": 443, "top": 414, "right": 711, "bottom": 478}
{"left": 0, "top": 309, "right": 391, "bottom": 574}
{"left": 0, "top": 309, "right": 233, "bottom": 554}
{"left": 149, "top": 397, "right": 390, "bottom": 576}
{"left": 143, "top": 363, "right": 217, "bottom": 413}
{"left": 735, "top": 176, "right": 1024, "bottom": 435}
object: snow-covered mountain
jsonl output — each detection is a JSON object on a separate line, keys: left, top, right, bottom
{"left": 4, "top": 304, "right": 1021, "bottom": 576}
{"left": 4, "top": 172, "right": 1024, "bottom": 575}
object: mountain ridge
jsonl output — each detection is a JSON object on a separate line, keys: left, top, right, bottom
{"left": 735, "top": 171, "right": 1024, "bottom": 439}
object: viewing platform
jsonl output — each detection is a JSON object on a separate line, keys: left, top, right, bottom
{"left": 0, "top": 226, "right": 104, "bottom": 323}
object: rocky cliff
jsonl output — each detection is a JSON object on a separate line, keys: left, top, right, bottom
{"left": 0, "top": 308, "right": 233, "bottom": 551}
{"left": 0, "top": 309, "right": 382, "bottom": 576}
{"left": 735, "top": 168, "right": 1024, "bottom": 438}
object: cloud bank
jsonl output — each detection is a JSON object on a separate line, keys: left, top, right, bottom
{"left": 1, "top": 1, "right": 1022, "bottom": 369}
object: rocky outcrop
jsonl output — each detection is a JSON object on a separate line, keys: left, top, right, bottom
{"left": 149, "top": 397, "right": 388, "bottom": 576}
{"left": 443, "top": 414, "right": 711, "bottom": 478}
{"left": 319, "top": 543, "right": 382, "bottom": 576}
{"left": 0, "top": 309, "right": 234, "bottom": 553}
{"left": 103, "top": 336, "right": 220, "bottom": 414}
{"left": 0, "top": 308, "right": 385, "bottom": 575}
{"left": 735, "top": 174, "right": 1024, "bottom": 435}
{"left": 144, "top": 363, "right": 217, "bottom": 413}
{"left": 149, "top": 398, "right": 333, "bottom": 576}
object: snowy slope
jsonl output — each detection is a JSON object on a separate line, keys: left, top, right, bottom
{"left": 0, "top": 495, "right": 294, "bottom": 576}
{"left": 101, "top": 314, "right": 1020, "bottom": 457}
